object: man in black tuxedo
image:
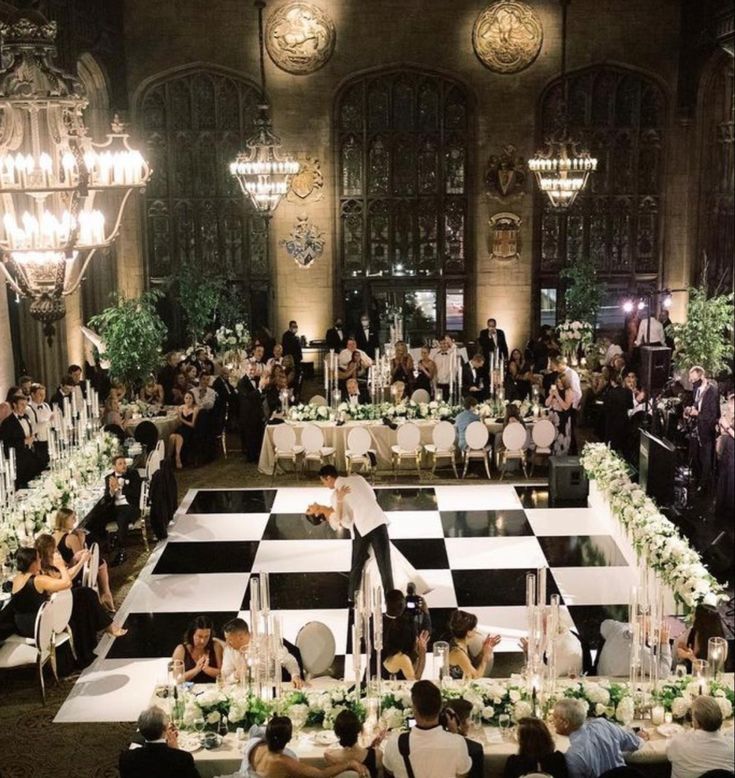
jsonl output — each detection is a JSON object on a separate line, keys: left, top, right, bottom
{"left": 237, "top": 364, "right": 266, "bottom": 462}
{"left": 461, "top": 354, "right": 487, "bottom": 400}
{"left": 477, "top": 318, "right": 509, "bottom": 363}
{"left": 0, "top": 394, "right": 43, "bottom": 488}
{"left": 686, "top": 366, "right": 720, "bottom": 492}
{"left": 49, "top": 377, "right": 75, "bottom": 412}
{"left": 120, "top": 706, "right": 200, "bottom": 778}
{"left": 101, "top": 454, "right": 142, "bottom": 566}
{"left": 354, "top": 313, "right": 379, "bottom": 360}
{"left": 345, "top": 377, "right": 369, "bottom": 406}
{"left": 281, "top": 320, "right": 303, "bottom": 374}
{"left": 212, "top": 366, "right": 238, "bottom": 424}
{"left": 325, "top": 317, "right": 346, "bottom": 352}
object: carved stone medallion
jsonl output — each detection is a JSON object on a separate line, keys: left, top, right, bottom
{"left": 472, "top": 1, "right": 543, "bottom": 74}
{"left": 489, "top": 212, "right": 522, "bottom": 262}
{"left": 286, "top": 153, "right": 324, "bottom": 203}
{"left": 279, "top": 214, "right": 325, "bottom": 269}
{"left": 265, "top": 2, "right": 336, "bottom": 75}
{"left": 485, "top": 144, "right": 527, "bottom": 201}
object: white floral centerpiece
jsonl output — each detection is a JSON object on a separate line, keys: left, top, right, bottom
{"left": 557, "top": 320, "right": 594, "bottom": 363}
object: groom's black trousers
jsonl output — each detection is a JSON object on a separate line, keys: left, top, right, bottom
{"left": 348, "top": 524, "right": 394, "bottom": 599}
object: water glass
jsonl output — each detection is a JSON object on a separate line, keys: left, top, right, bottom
{"left": 498, "top": 714, "right": 510, "bottom": 740}
{"left": 193, "top": 717, "right": 205, "bottom": 736}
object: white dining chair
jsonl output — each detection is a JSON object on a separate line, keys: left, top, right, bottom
{"left": 295, "top": 621, "right": 336, "bottom": 678}
{"left": 309, "top": 394, "right": 328, "bottom": 407}
{"left": 272, "top": 424, "right": 304, "bottom": 479}
{"left": 300, "top": 422, "right": 336, "bottom": 474}
{"left": 48, "top": 589, "right": 76, "bottom": 678}
{"left": 462, "top": 420, "right": 492, "bottom": 479}
{"left": 498, "top": 422, "right": 529, "bottom": 480}
{"left": 391, "top": 421, "right": 422, "bottom": 479}
{"left": 345, "top": 426, "right": 374, "bottom": 478}
{"left": 410, "top": 388, "right": 430, "bottom": 404}
{"left": 424, "top": 420, "right": 458, "bottom": 478}
{"left": 530, "top": 418, "right": 556, "bottom": 475}
{"left": 82, "top": 542, "right": 100, "bottom": 593}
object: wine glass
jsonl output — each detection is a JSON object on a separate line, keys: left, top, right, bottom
{"left": 193, "top": 717, "right": 205, "bottom": 740}
{"left": 498, "top": 714, "right": 510, "bottom": 740}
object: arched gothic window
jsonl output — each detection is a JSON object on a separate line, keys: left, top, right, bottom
{"left": 139, "top": 68, "right": 269, "bottom": 332}
{"left": 535, "top": 66, "right": 666, "bottom": 326}
{"left": 336, "top": 69, "right": 470, "bottom": 340}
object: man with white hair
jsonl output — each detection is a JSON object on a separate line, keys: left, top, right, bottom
{"left": 553, "top": 698, "right": 646, "bottom": 777}
{"left": 666, "top": 695, "right": 735, "bottom": 778}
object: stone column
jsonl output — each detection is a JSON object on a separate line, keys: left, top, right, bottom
{"left": 0, "top": 286, "right": 15, "bottom": 398}
{"left": 115, "top": 192, "right": 146, "bottom": 298}
{"left": 64, "top": 289, "right": 85, "bottom": 369}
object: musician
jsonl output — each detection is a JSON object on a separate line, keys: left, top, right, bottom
{"left": 685, "top": 366, "right": 720, "bottom": 493}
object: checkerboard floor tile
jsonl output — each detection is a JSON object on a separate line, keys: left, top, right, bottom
{"left": 56, "top": 483, "right": 640, "bottom": 723}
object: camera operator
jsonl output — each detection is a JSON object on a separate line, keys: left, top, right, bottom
{"left": 440, "top": 700, "right": 484, "bottom": 778}
{"left": 405, "top": 581, "right": 432, "bottom": 635}
{"left": 380, "top": 589, "right": 429, "bottom": 681}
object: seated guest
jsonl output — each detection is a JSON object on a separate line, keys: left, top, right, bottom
{"left": 158, "top": 352, "right": 181, "bottom": 405}
{"left": 390, "top": 341, "right": 415, "bottom": 391}
{"left": 666, "top": 695, "right": 735, "bottom": 778}
{"left": 282, "top": 354, "right": 297, "bottom": 388}
{"left": 102, "top": 454, "right": 142, "bottom": 566}
{"left": 169, "top": 391, "right": 199, "bottom": 469}
{"left": 171, "top": 372, "right": 189, "bottom": 405}
{"left": 390, "top": 380, "right": 406, "bottom": 405}
{"left": 508, "top": 348, "right": 533, "bottom": 401}
{"left": 676, "top": 603, "right": 726, "bottom": 672}
{"left": 504, "top": 404, "right": 522, "bottom": 426}
{"left": 448, "top": 609, "right": 500, "bottom": 680}
{"left": 193, "top": 372, "right": 217, "bottom": 411}
{"left": 35, "top": 534, "right": 125, "bottom": 665}
{"left": 455, "top": 396, "right": 479, "bottom": 451}
{"left": 345, "top": 377, "right": 367, "bottom": 406}
{"left": 552, "top": 698, "right": 646, "bottom": 777}
{"left": 103, "top": 394, "right": 124, "bottom": 428}
{"left": 53, "top": 507, "right": 115, "bottom": 612}
{"left": 381, "top": 589, "right": 429, "bottom": 681}
{"left": 415, "top": 346, "right": 436, "bottom": 397}
{"left": 504, "top": 716, "right": 568, "bottom": 778}
{"left": 240, "top": 716, "right": 367, "bottom": 778}
{"left": 0, "top": 393, "right": 43, "bottom": 488}
{"left": 443, "top": 699, "right": 484, "bottom": 778}
{"left": 461, "top": 353, "right": 487, "bottom": 400}
{"left": 383, "top": 681, "right": 472, "bottom": 778}
{"left": 602, "top": 338, "right": 624, "bottom": 367}
{"left": 325, "top": 709, "right": 383, "bottom": 778}
{"left": 119, "top": 705, "right": 200, "bottom": 778}
{"left": 172, "top": 615, "right": 223, "bottom": 683}
{"left": 139, "top": 375, "right": 164, "bottom": 405}
{"left": 28, "top": 382, "right": 52, "bottom": 466}
{"left": 597, "top": 618, "right": 671, "bottom": 678}
{"left": 189, "top": 347, "right": 214, "bottom": 376}
{"left": 50, "top": 376, "right": 75, "bottom": 412}
{"left": 265, "top": 343, "right": 284, "bottom": 375}
{"left": 325, "top": 317, "right": 346, "bottom": 352}
{"left": 222, "top": 618, "right": 303, "bottom": 687}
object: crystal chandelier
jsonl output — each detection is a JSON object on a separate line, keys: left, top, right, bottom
{"left": 229, "top": 0, "right": 299, "bottom": 216}
{"left": 0, "top": 16, "right": 151, "bottom": 338}
{"left": 529, "top": 0, "right": 596, "bottom": 209}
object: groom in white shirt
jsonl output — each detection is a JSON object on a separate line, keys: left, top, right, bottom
{"left": 308, "top": 465, "right": 394, "bottom": 602}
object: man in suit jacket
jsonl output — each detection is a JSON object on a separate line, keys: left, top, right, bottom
{"left": 345, "top": 377, "right": 369, "bottom": 406}
{"left": 120, "top": 706, "right": 200, "bottom": 778}
{"left": 354, "top": 313, "right": 379, "bottom": 360}
{"left": 236, "top": 366, "right": 266, "bottom": 462}
{"left": 686, "top": 366, "right": 720, "bottom": 491}
{"left": 461, "top": 354, "right": 487, "bottom": 401}
{"left": 0, "top": 394, "right": 43, "bottom": 488}
{"left": 477, "top": 318, "right": 509, "bottom": 363}
{"left": 102, "top": 454, "right": 142, "bottom": 566}
{"left": 281, "top": 320, "right": 303, "bottom": 373}
{"left": 49, "top": 377, "right": 75, "bottom": 412}
{"left": 325, "top": 317, "right": 346, "bottom": 352}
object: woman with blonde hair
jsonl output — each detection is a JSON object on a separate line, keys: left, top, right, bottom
{"left": 52, "top": 508, "right": 115, "bottom": 611}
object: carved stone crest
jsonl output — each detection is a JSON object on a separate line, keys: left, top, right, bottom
{"left": 265, "top": 2, "right": 336, "bottom": 75}
{"left": 472, "top": 1, "right": 543, "bottom": 74}
{"left": 286, "top": 153, "right": 324, "bottom": 203}
{"left": 485, "top": 144, "right": 527, "bottom": 201}
{"left": 279, "top": 214, "right": 325, "bottom": 269}
{"left": 489, "top": 212, "right": 522, "bottom": 262}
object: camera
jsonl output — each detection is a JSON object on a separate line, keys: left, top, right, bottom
{"left": 405, "top": 582, "right": 422, "bottom": 611}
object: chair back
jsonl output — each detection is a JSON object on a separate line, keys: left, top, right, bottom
{"left": 86, "top": 542, "right": 100, "bottom": 591}
{"left": 465, "top": 420, "right": 489, "bottom": 450}
{"left": 531, "top": 418, "right": 556, "bottom": 449}
{"left": 309, "top": 394, "right": 328, "bottom": 407}
{"left": 49, "top": 588, "right": 74, "bottom": 634}
{"left": 396, "top": 422, "right": 421, "bottom": 451}
{"left": 411, "top": 389, "right": 430, "bottom": 404}
{"left": 134, "top": 420, "right": 159, "bottom": 452}
{"left": 35, "top": 601, "right": 54, "bottom": 660}
{"left": 346, "top": 426, "right": 371, "bottom": 456}
{"left": 295, "top": 621, "right": 336, "bottom": 677}
{"left": 502, "top": 422, "right": 527, "bottom": 452}
{"left": 432, "top": 420, "right": 456, "bottom": 450}
{"left": 103, "top": 424, "right": 126, "bottom": 444}
{"left": 273, "top": 424, "right": 297, "bottom": 452}
{"left": 301, "top": 423, "right": 325, "bottom": 454}
{"left": 155, "top": 439, "right": 165, "bottom": 459}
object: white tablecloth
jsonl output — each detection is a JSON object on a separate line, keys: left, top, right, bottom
{"left": 124, "top": 412, "right": 180, "bottom": 454}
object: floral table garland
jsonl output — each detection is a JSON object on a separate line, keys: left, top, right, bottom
{"left": 0, "top": 431, "right": 120, "bottom": 565}
{"left": 178, "top": 675, "right": 734, "bottom": 733}
{"left": 579, "top": 443, "right": 726, "bottom": 611}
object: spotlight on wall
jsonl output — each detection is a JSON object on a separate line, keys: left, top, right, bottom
{"left": 662, "top": 292, "right": 673, "bottom": 310}
{"left": 622, "top": 299, "right": 634, "bottom": 314}
{"left": 637, "top": 299, "right": 647, "bottom": 311}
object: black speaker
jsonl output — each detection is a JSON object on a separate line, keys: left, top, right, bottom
{"left": 639, "top": 346, "right": 672, "bottom": 396}
{"left": 549, "top": 455, "right": 589, "bottom": 504}
{"left": 639, "top": 429, "right": 676, "bottom": 506}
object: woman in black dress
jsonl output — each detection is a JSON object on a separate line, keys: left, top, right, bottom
{"left": 508, "top": 348, "right": 533, "bottom": 401}
{"left": 325, "top": 710, "right": 383, "bottom": 778}
{"left": 10, "top": 547, "right": 71, "bottom": 638}
{"left": 168, "top": 390, "right": 199, "bottom": 469}
{"left": 414, "top": 346, "right": 437, "bottom": 398}
{"left": 390, "top": 341, "right": 415, "bottom": 393}
{"left": 504, "top": 717, "right": 568, "bottom": 778}
{"left": 676, "top": 603, "right": 726, "bottom": 673}
{"left": 716, "top": 392, "right": 734, "bottom": 519}
{"left": 172, "top": 615, "right": 223, "bottom": 683}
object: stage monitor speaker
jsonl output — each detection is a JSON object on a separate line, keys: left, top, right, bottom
{"left": 640, "top": 346, "right": 672, "bottom": 396}
{"left": 549, "top": 455, "right": 589, "bottom": 504}
{"left": 639, "top": 429, "right": 676, "bottom": 506}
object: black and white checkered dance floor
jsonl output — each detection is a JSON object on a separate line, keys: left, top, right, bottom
{"left": 56, "top": 484, "right": 635, "bottom": 723}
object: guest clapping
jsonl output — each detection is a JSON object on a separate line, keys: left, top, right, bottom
{"left": 448, "top": 610, "right": 500, "bottom": 679}
{"left": 139, "top": 375, "right": 164, "bottom": 405}
{"left": 172, "top": 615, "right": 222, "bottom": 683}
{"left": 504, "top": 717, "right": 568, "bottom": 778}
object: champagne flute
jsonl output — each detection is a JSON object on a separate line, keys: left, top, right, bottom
{"left": 193, "top": 717, "right": 205, "bottom": 740}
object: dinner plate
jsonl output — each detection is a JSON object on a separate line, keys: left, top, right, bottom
{"left": 657, "top": 723, "right": 683, "bottom": 738}
{"left": 178, "top": 735, "right": 202, "bottom": 753}
{"left": 311, "top": 731, "right": 338, "bottom": 746}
